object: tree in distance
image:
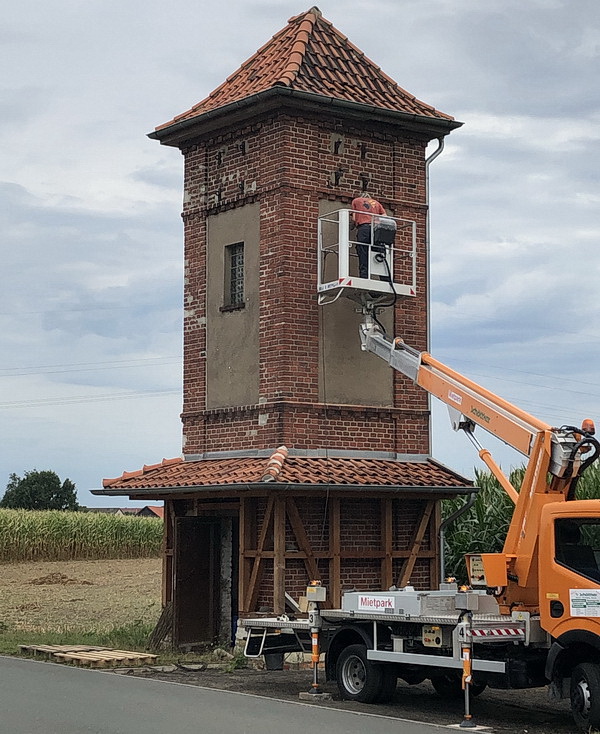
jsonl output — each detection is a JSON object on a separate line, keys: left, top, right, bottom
{"left": 0, "top": 470, "right": 79, "bottom": 511}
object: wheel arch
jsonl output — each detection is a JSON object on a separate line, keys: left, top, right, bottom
{"left": 547, "top": 631, "right": 600, "bottom": 683}
{"left": 325, "top": 624, "right": 374, "bottom": 681}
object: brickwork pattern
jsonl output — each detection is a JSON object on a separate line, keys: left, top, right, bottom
{"left": 172, "top": 101, "right": 445, "bottom": 621}
{"left": 180, "top": 112, "right": 431, "bottom": 456}
{"left": 248, "top": 495, "right": 435, "bottom": 610}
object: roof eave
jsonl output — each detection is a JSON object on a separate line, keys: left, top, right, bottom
{"left": 149, "top": 87, "right": 463, "bottom": 148}
{"left": 92, "top": 482, "right": 476, "bottom": 499}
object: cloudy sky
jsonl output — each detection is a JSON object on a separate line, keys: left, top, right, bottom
{"left": 1, "top": 0, "right": 598, "bottom": 507}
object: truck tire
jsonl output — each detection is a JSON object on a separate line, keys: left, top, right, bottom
{"left": 430, "top": 672, "right": 486, "bottom": 698}
{"left": 570, "top": 662, "right": 600, "bottom": 731}
{"left": 336, "top": 644, "right": 386, "bottom": 703}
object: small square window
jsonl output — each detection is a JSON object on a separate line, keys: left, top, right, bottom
{"left": 224, "top": 242, "right": 244, "bottom": 309}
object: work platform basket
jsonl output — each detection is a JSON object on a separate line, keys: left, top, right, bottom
{"left": 317, "top": 209, "right": 416, "bottom": 305}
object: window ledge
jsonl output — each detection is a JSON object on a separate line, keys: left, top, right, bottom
{"left": 220, "top": 303, "right": 245, "bottom": 313}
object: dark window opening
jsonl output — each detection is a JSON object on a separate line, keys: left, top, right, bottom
{"left": 223, "top": 242, "right": 245, "bottom": 310}
{"left": 555, "top": 518, "right": 600, "bottom": 582}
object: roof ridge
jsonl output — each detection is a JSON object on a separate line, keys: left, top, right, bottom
{"left": 159, "top": 8, "right": 320, "bottom": 130}
{"left": 287, "top": 6, "right": 322, "bottom": 23}
{"left": 274, "top": 9, "right": 320, "bottom": 87}
{"left": 323, "top": 22, "right": 442, "bottom": 116}
{"left": 261, "top": 445, "right": 289, "bottom": 482}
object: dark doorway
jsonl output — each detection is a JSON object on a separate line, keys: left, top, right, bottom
{"left": 173, "top": 517, "right": 221, "bottom": 646}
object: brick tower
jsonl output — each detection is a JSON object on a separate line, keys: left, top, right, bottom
{"left": 150, "top": 7, "right": 461, "bottom": 461}
{"left": 99, "top": 8, "right": 469, "bottom": 647}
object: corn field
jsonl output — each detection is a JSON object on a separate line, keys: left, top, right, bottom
{"left": 442, "top": 462, "right": 600, "bottom": 583}
{"left": 0, "top": 509, "right": 163, "bottom": 562}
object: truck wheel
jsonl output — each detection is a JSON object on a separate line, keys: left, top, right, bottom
{"left": 570, "top": 663, "right": 600, "bottom": 731}
{"left": 431, "top": 672, "right": 486, "bottom": 698}
{"left": 336, "top": 644, "right": 385, "bottom": 703}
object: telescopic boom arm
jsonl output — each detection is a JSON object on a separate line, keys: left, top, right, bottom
{"left": 359, "top": 311, "right": 599, "bottom": 600}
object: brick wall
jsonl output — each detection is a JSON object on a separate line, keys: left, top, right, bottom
{"left": 180, "top": 110, "right": 431, "bottom": 456}
{"left": 250, "top": 494, "right": 435, "bottom": 610}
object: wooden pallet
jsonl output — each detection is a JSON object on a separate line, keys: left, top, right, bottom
{"left": 19, "top": 644, "right": 157, "bottom": 667}
{"left": 19, "top": 644, "right": 108, "bottom": 658}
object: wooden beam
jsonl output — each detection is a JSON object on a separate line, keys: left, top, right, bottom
{"left": 244, "top": 495, "right": 275, "bottom": 612}
{"left": 399, "top": 500, "right": 434, "bottom": 587}
{"left": 330, "top": 497, "right": 341, "bottom": 607}
{"left": 381, "top": 498, "right": 393, "bottom": 590}
{"left": 238, "top": 497, "right": 250, "bottom": 614}
{"left": 285, "top": 497, "right": 321, "bottom": 582}
{"left": 129, "top": 489, "right": 457, "bottom": 502}
{"left": 273, "top": 496, "right": 286, "bottom": 614}
{"left": 432, "top": 501, "right": 441, "bottom": 588}
{"left": 162, "top": 500, "right": 174, "bottom": 605}
{"left": 196, "top": 502, "right": 240, "bottom": 512}
{"left": 241, "top": 548, "right": 435, "bottom": 560}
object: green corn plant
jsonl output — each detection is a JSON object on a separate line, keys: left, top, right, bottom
{"left": 0, "top": 509, "right": 163, "bottom": 562}
{"left": 442, "top": 468, "right": 523, "bottom": 583}
{"left": 443, "top": 459, "right": 600, "bottom": 583}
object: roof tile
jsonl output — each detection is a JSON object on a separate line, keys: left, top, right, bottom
{"left": 155, "top": 7, "right": 453, "bottom": 133}
{"left": 101, "top": 453, "right": 470, "bottom": 493}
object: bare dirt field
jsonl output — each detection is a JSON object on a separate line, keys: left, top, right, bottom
{"left": 0, "top": 558, "right": 161, "bottom": 632}
{"left": 1, "top": 558, "right": 577, "bottom": 732}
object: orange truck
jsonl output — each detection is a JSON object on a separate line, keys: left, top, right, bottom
{"left": 242, "top": 308, "right": 600, "bottom": 731}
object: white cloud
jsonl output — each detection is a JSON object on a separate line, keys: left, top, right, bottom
{"left": 0, "top": 0, "right": 598, "bottom": 505}
{"left": 461, "top": 111, "right": 600, "bottom": 152}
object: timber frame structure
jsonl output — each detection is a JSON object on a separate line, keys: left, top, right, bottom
{"left": 98, "top": 454, "right": 473, "bottom": 646}
{"left": 237, "top": 493, "right": 438, "bottom": 612}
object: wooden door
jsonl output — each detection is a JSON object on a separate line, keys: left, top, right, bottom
{"left": 173, "top": 517, "right": 221, "bottom": 646}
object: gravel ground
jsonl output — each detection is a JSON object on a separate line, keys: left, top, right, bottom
{"left": 129, "top": 666, "right": 576, "bottom": 734}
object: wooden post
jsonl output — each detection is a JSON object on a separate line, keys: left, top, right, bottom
{"left": 273, "top": 495, "right": 286, "bottom": 614}
{"left": 381, "top": 497, "right": 393, "bottom": 590}
{"left": 432, "top": 501, "right": 441, "bottom": 588}
{"left": 162, "top": 500, "right": 174, "bottom": 605}
{"left": 238, "top": 497, "right": 249, "bottom": 613}
{"left": 330, "top": 497, "right": 341, "bottom": 607}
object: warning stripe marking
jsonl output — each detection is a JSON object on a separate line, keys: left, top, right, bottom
{"left": 469, "top": 628, "right": 524, "bottom": 637}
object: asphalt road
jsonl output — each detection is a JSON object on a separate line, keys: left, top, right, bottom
{"left": 0, "top": 656, "right": 450, "bottom": 734}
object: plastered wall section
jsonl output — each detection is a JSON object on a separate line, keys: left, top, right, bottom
{"left": 318, "top": 198, "right": 393, "bottom": 406}
{"left": 206, "top": 204, "right": 260, "bottom": 409}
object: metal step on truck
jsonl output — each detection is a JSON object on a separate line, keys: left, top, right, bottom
{"left": 240, "top": 295, "right": 600, "bottom": 732}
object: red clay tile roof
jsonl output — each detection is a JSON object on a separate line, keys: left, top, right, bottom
{"left": 155, "top": 7, "right": 454, "bottom": 133}
{"left": 100, "top": 451, "right": 470, "bottom": 493}
{"left": 139, "top": 505, "right": 164, "bottom": 519}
